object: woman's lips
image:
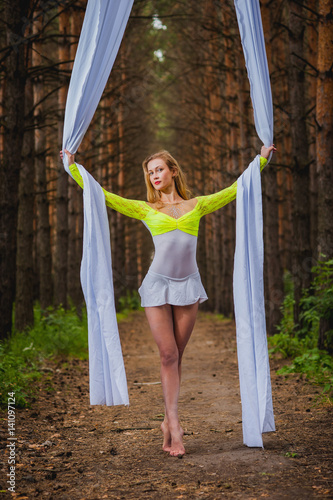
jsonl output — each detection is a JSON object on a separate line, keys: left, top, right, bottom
{"left": 154, "top": 181, "right": 161, "bottom": 185}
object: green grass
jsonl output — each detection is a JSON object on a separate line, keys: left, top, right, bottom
{"left": 0, "top": 291, "right": 143, "bottom": 409}
{"left": 269, "top": 262, "right": 333, "bottom": 398}
{"left": 0, "top": 306, "right": 89, "bottom": 408}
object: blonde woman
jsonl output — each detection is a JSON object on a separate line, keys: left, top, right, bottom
{"left": 61, "top": 145, "right": 275, "bottom": 457}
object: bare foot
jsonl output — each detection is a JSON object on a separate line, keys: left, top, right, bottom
{"left": 161, "top": 420, "right": 172, "bottom": 452}
{"left": 168, "top": 423, "right": 185, "bottom": 457}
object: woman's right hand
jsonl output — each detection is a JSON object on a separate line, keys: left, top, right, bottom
{"left": 260, "top": 144, "right": 276, "bottom": 159}
{"left": 60, "top": 149, "right": 75, "bottom": 165}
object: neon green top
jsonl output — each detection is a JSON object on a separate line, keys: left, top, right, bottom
{"left": 69, "top": 156, "right": 267, "bottom": 237}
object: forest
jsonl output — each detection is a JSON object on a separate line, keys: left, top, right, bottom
{"left": 0, "top": 0, "right": 332, "bottom": 354}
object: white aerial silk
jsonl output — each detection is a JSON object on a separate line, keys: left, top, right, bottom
{"left": 233, "top": 0, "right": 275, "bottom": 447}
{"left": 61, "top": 0, "right": 275, "bottom": 444}
{"left": 62, "top": 0, "right": 134, "bottom": 406}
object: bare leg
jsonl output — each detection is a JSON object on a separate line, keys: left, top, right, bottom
{"left": 145, "top": 301, "right": 199, "bottom": 456}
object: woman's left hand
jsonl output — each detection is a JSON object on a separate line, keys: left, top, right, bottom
{"left": 261, "top": 144, "right": 276, "bottom": 159}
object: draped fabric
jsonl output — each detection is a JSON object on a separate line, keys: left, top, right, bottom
{"left": 233, "top": 0, "right": 275, "bottom": 447}
{"left": 62, "top": 0, "right": 134, "bottom": 173}
{"left": 234, "top": 0, "right": 273, "bottom": 147}
{"left": 79, "top": 166, "right": 129, "bottom": 405}
{"left": 62, "top": 0, "right": 134, "bottom": 406}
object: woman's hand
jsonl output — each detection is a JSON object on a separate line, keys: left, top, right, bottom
{"left": 60, "top": 149, "right": 75, "bottom": 165}
{"left": 260, "top": 144, "right": 276, "bottom": 159}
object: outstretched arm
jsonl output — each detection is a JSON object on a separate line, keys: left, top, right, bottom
{"left": 60, "top": 150, "right": 150, "bottom": 221}
{"left": 196, "top": 145, "right": 276, "bottom": 217}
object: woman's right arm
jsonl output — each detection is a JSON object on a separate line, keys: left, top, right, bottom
{"left": 64, "top": 156, "right": 150, "bottom": 221}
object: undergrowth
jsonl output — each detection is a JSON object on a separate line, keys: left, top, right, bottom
{"left": 0, "top": 306, "right": 88, "bottom": 408}
{"left": 269, "top": 260, "right": 333, "bottom": 398}
{"left": 0, "top": 292, "right": 142, "bottom": 409}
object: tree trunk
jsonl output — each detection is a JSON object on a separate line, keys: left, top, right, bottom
{"left": 261, "top": 0, "right": 284, "bottom": 334}
{"left": 67, "top": 8, "right": 83, "bottom": 313}
{"left": 316, "top": 0, "right": 333, "bottom": 353}
{"left": 15, "top": 76, "right": 35, "bottom": 331}
{"left": 33, "top": 15, "right": 53, "bottom": 310}
{"left": 54, "top": 11, "right": 70, "bottom": 308}
{"left": 288, "top": 0, "right": 312, "bottom": 328}
{"left": 0, "top": 0, "right": 29, "bottom": 339}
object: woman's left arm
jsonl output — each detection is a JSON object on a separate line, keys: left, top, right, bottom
{"left": 196, "top": 148, "right": 275, "bottom": 217}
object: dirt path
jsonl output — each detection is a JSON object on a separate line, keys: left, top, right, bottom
{"left": 1, "top": 311, "right": 332, "bottom": 499}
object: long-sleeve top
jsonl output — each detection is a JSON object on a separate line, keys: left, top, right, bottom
{"left": 69, "top": 156, "right": 267, "bottom": 280}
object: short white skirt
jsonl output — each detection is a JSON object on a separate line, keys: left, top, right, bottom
{"left": 138, "top": 269, "right": 208, "bottom": 307}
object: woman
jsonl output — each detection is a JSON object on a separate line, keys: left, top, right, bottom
{"left": 61, "top": 144, "right": 276, "bottom": 457}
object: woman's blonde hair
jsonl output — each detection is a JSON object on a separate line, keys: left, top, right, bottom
{"left": 142, "top": 150, "right": 191, "bottom": 203}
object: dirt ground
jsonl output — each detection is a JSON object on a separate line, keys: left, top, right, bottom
{"left": 1, "top": 311, "right": 332, "bottom": 499}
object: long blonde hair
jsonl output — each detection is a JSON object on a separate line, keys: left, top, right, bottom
{"left": 142, "top": 150, "right": 191, "bottom": 203}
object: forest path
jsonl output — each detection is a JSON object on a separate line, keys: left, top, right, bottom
{"left": 2, "top": 311, "right": 332, "bottom": 499}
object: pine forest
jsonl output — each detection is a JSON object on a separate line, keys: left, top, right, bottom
{"left": 1, "top": 0, "right": 332, "bottom": 354}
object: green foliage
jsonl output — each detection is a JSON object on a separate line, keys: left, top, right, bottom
{"left": 298, "top": 259, "right": 333, "bottom": 347}
{"left": 118, "top": 290, "right": 142, "bottom": 315}
{"left": 0, "top": 306, "right": 88, "bottom": 409}
{"left": 277, "top": 349, "right": 333, "bottom": 393}
{"left": 269, "top": 261, "right": 333, "bottom": 397}
{"left": 0, "top": 292, "right": 143, "bottom": 409}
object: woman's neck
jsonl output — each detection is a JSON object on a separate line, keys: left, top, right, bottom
{"left": 158, "top": 185, "right": 183, "bottom": 204}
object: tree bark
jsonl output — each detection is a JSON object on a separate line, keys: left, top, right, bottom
{"left": 54, "top": 11, "right": 70, "bottom": 308}
{"left": 316, "top": 0, "right": 333, "bottom": 353}
{"left": 0, "top": 0, "right": 29, "bottom": 339}
{"left": 261, "top": 0, "right": 284, "bottom": 334}
{"left": 67, "top": 8, "right": 83, "bottom": 313}
{"left": 33, "top": 14, "right": 53, "bottom": 310}
{"left": 288, "top": 0, "right": 312, "bottom": 328}
{"left": 15, "top": 76, "right": 35, "bottom": 331}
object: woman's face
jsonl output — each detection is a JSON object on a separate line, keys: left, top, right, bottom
{"left": 147, "top": 158, "right": 175, "bottom": 191}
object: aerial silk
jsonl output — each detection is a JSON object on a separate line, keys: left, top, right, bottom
{"left": 233, "top": 0, "right": 275, "bottom": 447}
{"left": 62, "top": 0, "right": 134, "bottom": 405}
{"left": 62, "top": 0, "right": 275, "bottom": 443}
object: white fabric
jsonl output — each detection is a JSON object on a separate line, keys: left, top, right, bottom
{"left": 63, "top": 0, "right": 134, "bottom": 172}
{"left": 233, "top": 0, "right": 275, "bottom": 447}
{"left": 62, "top": 0, "right": 134, "bottom": 406}
{"left": 79, "top": 165, "right": 129, "bottom": 405}
{"left": 234, "top": 156, "right": 275, "bottom": 447}
{"left": 234, "top": 0, "right": 273, "bottom": 148}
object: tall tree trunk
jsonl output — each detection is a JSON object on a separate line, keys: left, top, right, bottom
{"left": 55, "top": 11, "right": 70, "bottom": 308}
{"left": 0, "top": 0, "right": 29, "bottom": 339}
{"left": 288, "top": 0, "right": 312, "bottom": 328}
{"left": 316, "top": 0, "right": 333, "bottom": 353}
{"left": 262, "top": 169, "right": 284, "bottom": 333}
{"left": 33, "top": 15, "right": 53, "bottom": 310}
{"left": 261, "top": 0, "right": 284, "bottom": 334}
{"left": 113, "top": 56, "right": 126, "bottom": 306}
{"left": 67, "top": 8, "right": 83, "bottom": 313}
{"left": 15, "top": 76, "right": 35, "bottom": 331}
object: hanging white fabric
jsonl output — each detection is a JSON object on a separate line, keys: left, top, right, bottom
{"left": 79, "top": 165, "right": 129, "bottom": 405}
{"left": 234, "top": 0, "right": 273, "bottom": 148}
{"left": 233, "top": 0, "right": 275, "bottom": 447}
{"left": 62, "top": 0, "right": 134, "bottom": 173}
{"left": 62, "top": 0, "right": 134, "bottom": 406}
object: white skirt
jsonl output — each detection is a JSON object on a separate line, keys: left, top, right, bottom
{"left": 138, "top": 269, "right": 208, "bottom": 307}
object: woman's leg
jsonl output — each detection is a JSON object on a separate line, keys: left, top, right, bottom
{"left": 145, "top": 301, "right": 199, "bottom": 456}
